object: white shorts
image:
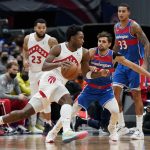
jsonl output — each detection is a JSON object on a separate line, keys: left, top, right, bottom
{"left": 28, "top": 93, "right": 51, "bottom": 113}
{"left": 29, "top": 71, "right": 44, "bottom": 96}
{"left": 29, "top": 70, "right": 52, "bottom": 113}
{"left": 35, "top": 71, "right": 69, "bottom": 103}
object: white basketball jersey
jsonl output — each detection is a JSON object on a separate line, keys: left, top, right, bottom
{"left": 52, "top": 42, "right": 83, "bottom": 82}
{"left": 28, "top": 33, "right": 51, "bottom": 72}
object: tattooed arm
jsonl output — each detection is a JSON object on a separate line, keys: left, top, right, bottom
{"left": 113, "top": 26, "right": 120, "bottom": 52}
{"left": 131, "top": 21, "right": 150, "bottom": 69}
{"left": 48, "top": 37, "right": 58, "bottom": 48}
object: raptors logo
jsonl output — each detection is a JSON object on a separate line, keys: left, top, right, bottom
{"left": 48, "top": 76, "right": 56, "bottom": 84}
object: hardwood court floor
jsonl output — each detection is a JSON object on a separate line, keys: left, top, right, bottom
{"left": 0, "top": 134, "right": 150, "bottom": 150}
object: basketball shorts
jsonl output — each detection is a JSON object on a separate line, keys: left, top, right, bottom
{"left": 113, "top": 64, "right": 145, "bottom": 89}
{"left": 35, "top": 71, "right": 69, "bottom": 103}
{"left": 29, "top": 71, "right": 43, "bottom": 96}
{"left": 77, "top": 86, "right": 114, "bottom": 110}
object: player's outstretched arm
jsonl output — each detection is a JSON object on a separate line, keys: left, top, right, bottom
{"left": 81, "top": 48, "right": 109, "bottom": 79}
{"left": 115, "top": 55, "right": 150, "bottom": 78}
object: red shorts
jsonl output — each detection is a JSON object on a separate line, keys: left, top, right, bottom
{"left": 0, "top": 99, "right": 28, "bottom": 125}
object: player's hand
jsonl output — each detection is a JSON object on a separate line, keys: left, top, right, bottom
{"left": 99, "top": 69, "right": 110, "bottom": 77}
{"left": 23, "top": 60, "right": 29, "bottom": 69}
{"left": 60, "top": 61, "right": 73, "bottom": 69}
{"left": 89, "top": 66, "right": 98, "bottom": 72}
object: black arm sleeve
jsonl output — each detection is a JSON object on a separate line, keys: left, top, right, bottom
{"left": 113, "top": 52, "right": 122, "bottom": 60}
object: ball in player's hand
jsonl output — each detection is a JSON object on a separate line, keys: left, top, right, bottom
{"left": 61, "top": 62, "right": 79, "bottom": 80}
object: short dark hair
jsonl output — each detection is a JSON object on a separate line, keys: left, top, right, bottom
{"left": 6, "top": 61, "right": 18, "bottom": 70}
{"left": 97, "top": 31, "right": 113, "bottom": 43}
{"left": 66, "top": 24, "right": 83, "bottom": 41}
{"left": 118, "top": 3, "right": 130, "bottom": 11}
{"left": 34, "top": 18, "right": 47, "bottom": 26}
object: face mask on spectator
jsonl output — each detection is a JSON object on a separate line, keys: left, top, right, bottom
{"left": 1, "top": 55, "right": 8, "bottom": 62}
{"left": 21, "top": 74, "right": 29, "bottom": 81}
{"left": 9, "top": 73, "right": 17, "bottom": 79}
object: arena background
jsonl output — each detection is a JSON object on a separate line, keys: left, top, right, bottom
{"left": 0, "top": 0, "right": 150, "bottom": 125}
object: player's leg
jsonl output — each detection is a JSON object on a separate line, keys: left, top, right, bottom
{"left": 58, "top": 94, "right": 88, "bottom": 143}
{"left": 0, "top": 102, "right": 35, "bottom": 125}
{"left": 130, "top": 89, "right": 144, "bottom": 139}
{"left": 128, "top": 70, "right": 144, "bottom": 140}
{"left": 104, "top": 97, "right": 119, "bottom": 141}
{"left": 0, "top": 91, "right": 47, "bottom": 126}
{"left": 46, "top": 100, "right": 82, "bottom": 143}
{"left": 113, "top": 67, "right": 129, "bottom": 135}
{"left": 28, "top": 71, "right": 43, "bottom": 133}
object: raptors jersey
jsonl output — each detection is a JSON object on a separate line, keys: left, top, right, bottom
{"left": 52, "top": 42, "right": 83, "bottom": 83}
{"left": 28, "top": 33, "right": 51, "bottom": 72}
{"left": 114, "top": 19, "right": 144, "bottom": 62}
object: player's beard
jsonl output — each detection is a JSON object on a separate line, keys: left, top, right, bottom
{"left": 98, "top": 46, "right": 105, "bottom": 52}
{"left": 36, "top": 32, "right": 45, "bottom": 39}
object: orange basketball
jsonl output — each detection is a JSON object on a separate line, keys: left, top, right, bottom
{"left": 61, "top": 62, "right": 79, "bottom": 80}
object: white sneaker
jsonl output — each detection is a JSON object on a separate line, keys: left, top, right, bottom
{"left": 129, "top": 127, "right": 137, "bottom": 134}
{"left": 99, "top": 128, "right": 109, "bottom": 136}
{"left": 45, "top": 130, "right": 58, "bottom": 143}
{"left": 62, "top": 130, "right": 88, "bottom": 143}
{"left": 130, "top": 129, "right": 144, "bottom": 140}
{"left": 108, "top": 125, "right": 119, "bottom": 141}
{"left": 117, "top": 126, "right": 129, "bottom": 136}
{"left": 109, "top": 132, "right": 119, "bottom": 141}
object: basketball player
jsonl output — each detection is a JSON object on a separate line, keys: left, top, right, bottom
{"left": 45, "top": 31, "right": 150, "bottom": 142}
{"left": 113, "top": 3, "right": 150, "bottom": 139}
{"left": 23, "top": 18, "right": 58, "bottom": 133}
{"left": 0, "top": 25, "right": 110, "bottom": 143}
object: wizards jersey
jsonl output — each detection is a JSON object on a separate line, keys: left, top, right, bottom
{"left": 114, "top": 19, "right": 144, "bottom": 62}
{"left": 78, "top": 48, "right": 115, "bottom": 108}
{"left": 86, "top": 48, "right": 114, "bottom": 86}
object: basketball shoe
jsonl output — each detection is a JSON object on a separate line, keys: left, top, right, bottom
{"left": 62, "top": 130, "right": 88, "bottom": 143}
{"left": 130, "top": 129, "right": 144, "bottom": 140}
{"left": 108, "top": 125, "right": 119, "bottom": 141}
{"left": 116, "top": 125, "right": 129, "bottom": 136}
{"left": 45, "top": 129, "right": 58, "bottom": 143}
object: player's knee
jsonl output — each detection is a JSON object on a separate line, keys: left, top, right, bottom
{"left": 59, "top": 94, "right": 73, "bottom": 105}
{"left": 131, "top": 90, "right": 141, "bottom": 100}
{"left": 111, "top": 106, "right": 119, "bottom": 114}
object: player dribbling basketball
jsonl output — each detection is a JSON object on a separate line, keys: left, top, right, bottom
{"left": 0, "top": 25, "right": 109, "bottom": 143}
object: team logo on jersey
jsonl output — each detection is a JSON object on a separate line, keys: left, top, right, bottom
{"left": 48, "top": 76, "right": 56, "bottom": 84}
{"left": 29, "top": 44, "right": 49, "bottom": 58}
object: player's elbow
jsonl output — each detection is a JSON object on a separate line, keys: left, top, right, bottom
{"left": 42, "top": 66, "right": 46, "bottom": 71}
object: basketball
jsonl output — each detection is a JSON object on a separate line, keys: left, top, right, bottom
{"left": 61, "top": 62, "right": 79, "bottom": 80}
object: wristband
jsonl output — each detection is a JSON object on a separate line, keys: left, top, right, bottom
{"left": 86, "top": 71, "right": 92, "bottom": 79}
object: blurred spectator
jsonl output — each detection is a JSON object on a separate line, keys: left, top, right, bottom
{"left": 0, "top": 61, "right": 30, "bottom": 134}
{"left": 0, "top": 42, "right": 14, "bottom": 74}
{"left": 16, "top": 68, "right": 30, "bottom": 97}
